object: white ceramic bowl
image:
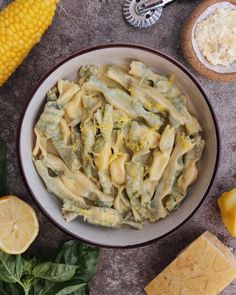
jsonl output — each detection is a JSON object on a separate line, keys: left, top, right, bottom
{"left": 18, "top": 44, "right": 220, "bottom": 248}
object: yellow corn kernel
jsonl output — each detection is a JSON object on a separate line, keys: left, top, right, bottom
{"left": 0, "top": 0, "right": 58, "bottom": 86}
{"left": 218, "top": 188, "right": 236, "bottom": 238}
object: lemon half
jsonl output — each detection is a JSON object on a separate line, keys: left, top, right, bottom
{"left": 218, "top": 189, "right": 236, "bottom": 238}
{"left": 0, "top": 196, "right": 39, "bottom": 254}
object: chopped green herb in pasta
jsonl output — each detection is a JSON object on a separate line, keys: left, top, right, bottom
{"left": 33, "top": 61, "right": 205, "bottom": 229}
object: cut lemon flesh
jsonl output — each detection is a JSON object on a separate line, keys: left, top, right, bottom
{"left": 218, "top": 188, "right": 236, "bottom": 238}
{"left": 0, "top": 196, "right": 39, "bottom": 254}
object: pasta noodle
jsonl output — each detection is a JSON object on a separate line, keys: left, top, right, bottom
{"left": 33, "top": 61, "right": 205, "bottom": 229}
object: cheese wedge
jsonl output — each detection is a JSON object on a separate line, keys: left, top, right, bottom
{"left": 145, "top": 231, "right": 236, "bottom": 295}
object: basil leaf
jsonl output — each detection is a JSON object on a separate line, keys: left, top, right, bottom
{"left": 22, "top": 257, "right": 38, "bottom": 276}
{"left": 28, "top": 276, "right": 85, "bottom": 294}
{"left": 29, "top": 279, "right": 89, "bottom": 295}
{"left": 0, "top": 289, "right": 8, "bottom": 295}
{"left": 75, "top": 243, "right": 99, "bottom": 282}
{"left": 55, "top": 241, "right": 79, "bottom": 265}
{"left": 0, "top": 140, "right": 6, "bottom": 195}
{"left": 0, "top": 241, "right": 99, "bottom": 295}
{"left": 68, "top": 283, "right": 89, "bottom": 295}
{"left": 0, "top": 287, "right": 8, "bottom": 295}
{"left": 0, "top": 251, "right": 23, "bottom": 283}
{"left": 32, "top": 262, "right": 78, "bottom": 282}
{"left": 55, "top": 283, "right": 87, "bottom": 295}
{"left": 0, "top": 282, "right": 9, "bottom": 295}
{"left": 28, "top": 278, "right": 46, "bottom": 295}
{"left": 0, "top": 281, "right": 23, "bottom": 295}
{"left": 55, "top": 241, "right": 99, "bottom": 283}
{"left": 71, "top": 284, "right": 89, "bottom": 295}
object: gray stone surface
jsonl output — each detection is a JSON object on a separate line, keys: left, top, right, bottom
{"left": 0, "top": 0, "right": 235, "bottom": 294}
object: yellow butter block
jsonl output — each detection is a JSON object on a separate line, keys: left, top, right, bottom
{"left": 145, "top": 232, "right": 236, "bottom": 295}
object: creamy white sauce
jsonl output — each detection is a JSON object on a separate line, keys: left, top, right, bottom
{"left": 192, "top": 2, "right": 236, "bottom": 73}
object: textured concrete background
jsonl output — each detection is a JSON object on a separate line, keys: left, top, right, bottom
{"left": 0, "top": 0, "right": 236, "bottom": 294}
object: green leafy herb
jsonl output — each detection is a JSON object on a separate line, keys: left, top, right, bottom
{"left": 0, "top": 241, "right": 99, "bottom": 295}
{"left": 0, "top": 139, "right": 6, "bottom": 195}
{"left": 0, "top": 252, "right": 23, "bottom": 284}
{"left": 55, "top": 241, "right": 99, "bottom": 282}
{"left": 0, "top": 281, "right": 23, "bottom": 295}
{"left": 33, "top": 262, "right": 78, "bottom": 282}
{"left": 233, "top": 173, "right": 236, "bottom": 180}
{"left": 54, "top": 283, "right": 87, "bottom": 295}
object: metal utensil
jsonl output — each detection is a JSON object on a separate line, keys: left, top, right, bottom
{"left": 123, "top": 0, "right": 176, "bottom": 28}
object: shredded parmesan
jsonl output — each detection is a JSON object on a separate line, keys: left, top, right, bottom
{"left": 195, "top": 7, "right": 236, "bottom": 66}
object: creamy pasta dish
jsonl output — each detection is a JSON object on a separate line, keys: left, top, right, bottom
{"left": 33, "top": 61, "right": 205, "bottom": 229}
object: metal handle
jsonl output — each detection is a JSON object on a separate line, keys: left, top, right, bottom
{"left": 138, "top": 0, "right": 174, "bottom": 14}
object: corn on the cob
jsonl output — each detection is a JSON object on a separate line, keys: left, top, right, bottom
{"left": 0, "top": 0, "right": 58, "bottom": 86}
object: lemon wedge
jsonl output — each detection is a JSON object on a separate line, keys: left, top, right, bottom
{"left": 218, "top": 189, "right": 236, "bottom": 238}
{"left": 0, "top": 196, "right": 39, "bottom": 254}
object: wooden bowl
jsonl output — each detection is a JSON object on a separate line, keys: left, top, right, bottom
{"left": 181, "top": 0, "right": 236, "bottom": 81}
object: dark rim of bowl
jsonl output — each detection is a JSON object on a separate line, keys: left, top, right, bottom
{"left": 17, "top": 43, "right": 221, "bottom": 249}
